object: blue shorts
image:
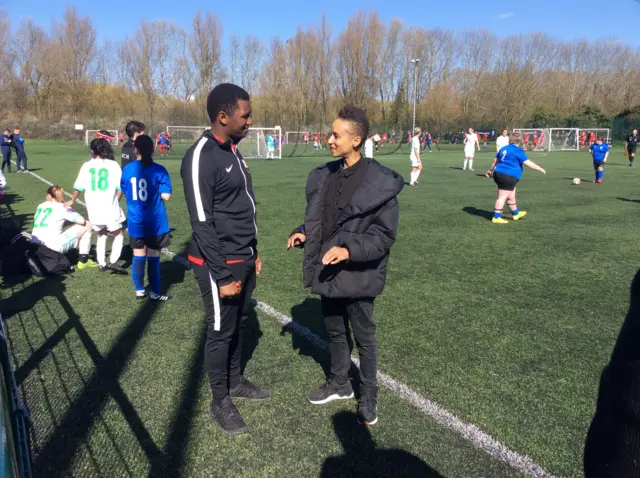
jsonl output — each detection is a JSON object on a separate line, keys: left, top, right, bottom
{"left": 593, "top": 160, "right": 605, "bottom": 170}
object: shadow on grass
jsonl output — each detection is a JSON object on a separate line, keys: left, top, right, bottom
{"left": 321, "top": 411, "right": 443, "bottom": 477}
{"left": 617, "top": 197, "right": 640, "bottom": 204}
{"left": 284, "top": 298, "right": 362, "bottom": 396}
{"left": 2, "top": 249, "right": 198, "bottom": 476}
{"left": 462, "top": 206, "right": 493, "bottom": 220}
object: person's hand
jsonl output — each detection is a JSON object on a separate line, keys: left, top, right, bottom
{"left": 64, "top": 200, "right": 73, "bottom": 208}
{"left": 540, "top": 168, "right": 546, "bottom": 175}
{"left": 322, "top": 246, "right": 349, "bottom": 265}
{"left": 255, "top": 254, "right": 263, "bottom": 275}
{"left": 485, "top": 170, "right": 493, "bottom": 178}
{"left": 219, "top": 281, "right": 241, "bottom": 298}
{"left": 287, "top": 232, "right": 306, "bottom": 249}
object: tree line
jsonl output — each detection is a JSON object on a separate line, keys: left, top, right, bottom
{"left": 0, "top": 7, "right": 638, "bottom": 139}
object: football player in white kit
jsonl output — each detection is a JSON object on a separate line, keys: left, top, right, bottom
{"left": 31, "top": 186, "right": 93, "bottom": 259}
{"left": 409, "top": 127, "right": 422, "bottom": 186}
{"left": 463, "top": 128, "right": 480, "bottom": 171}
{"left": 66, "top": 137, "right": 127, "bottom": 274}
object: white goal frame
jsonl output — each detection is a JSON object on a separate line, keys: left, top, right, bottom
{"left": 578, "top": 128, "right": 611, "bottom": 146}
{"left": 166, "top": 125, "right": 283, "bottom": 159}
{"left": 547, "top": 128, "right": 579, "bottom": 151}
{"left": 285, "top": 131, "right": 310, "bottom": 144}
{"left": 512, "top": 128, "right": 548, "bottom": 151}
{"left": 85, "top": 129, "right": 118, "bottom": 146}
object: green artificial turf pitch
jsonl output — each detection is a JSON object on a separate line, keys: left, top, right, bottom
{"left": 1, "top": 141, "right": 637, "bottom": 477}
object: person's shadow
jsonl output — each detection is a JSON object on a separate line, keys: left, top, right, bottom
{"left": 321, "top": 411, "right": 443, "bottom": 477}
{"left": 462, "top": 206, "right": 493, "bottom": 220}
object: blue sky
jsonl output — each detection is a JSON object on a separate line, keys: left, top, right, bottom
{"left": 4, "top": 0, "right": 640, "bottom": 46}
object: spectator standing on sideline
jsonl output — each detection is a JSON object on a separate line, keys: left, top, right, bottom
{"left": 121, "top": 121, "right": 145, "bottom": 169}
{"left": 287, "top": 105, "right": 404, "bottom": 427}
{"left": 12, "top": 127, "right": 28, "bottom": 173}
{"left": 364, "top": 133, "right": 374, "bottom": 159}
{"left": 181, "top": 83, "right": 268, "bottom": 436}
{"left": 1, "top": 129, "right": 11, "bottom": 173}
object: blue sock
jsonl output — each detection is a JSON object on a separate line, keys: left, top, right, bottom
{"left": 597, "top": 170, "right": 603, "bottom": 181}
{"left": 132, "top": 256, "right": 146, "bottom": 293}
{"left": 512, "top": 207, "right": 519, "bottom": 216}
{"left": 493, "top": 211, "right": 502, "bottom": 219}
{"left": 147, "top": 256, "right": 161, "bottom": 295}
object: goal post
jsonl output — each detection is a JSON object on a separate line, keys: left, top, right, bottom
{"left": 166, "top": 125, "right": 283, "bottom": 159}
{"left": 237, "top": 127, "right": 283, "bottom": 159}
{"left": 85, "top": 129, "right": 118, "bottom": 146}
{"left": 578, "top": 128, "right": 611, "bottom": 146}
{"left": 548, "top": 128, "right": 579, "bottom": 151}
{"left": 285, "top": 131, "right": 310, "bottom": 144}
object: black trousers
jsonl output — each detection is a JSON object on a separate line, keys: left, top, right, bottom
{"left": 194, "top": 260, "right": 256, "bottom": 401}
{"left": 1, "top": 148, "right": 10, "bottom": 172}
{"left": 322, "top": 297, "right": 378, "bottom": 389}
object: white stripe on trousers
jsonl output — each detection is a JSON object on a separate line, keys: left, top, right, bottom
{"left": 208, "top": 271, "right": 221, "bottom": 331}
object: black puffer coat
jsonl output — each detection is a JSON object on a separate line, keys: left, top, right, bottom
{"left": 293, "top": 157, "right": 404, "bottom": 299}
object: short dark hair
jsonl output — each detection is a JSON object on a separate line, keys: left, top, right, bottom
{"left": 207, "top": 83, "right": 250, "bottom": 122}
{"left": 90, "top": 137, "right": 115, "bottom": 160}
{"left": 134, "top": 135, "right": 155, "bottom": 167}
{"left": 337, "top": 105, "right": 369, "bottom": 149}
{"left": 125, "top": 120, "right": 145, "bottom": 138}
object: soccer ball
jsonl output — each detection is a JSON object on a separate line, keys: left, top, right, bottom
{"left": 572, "top": 178, "right": 581, "bottom": 185}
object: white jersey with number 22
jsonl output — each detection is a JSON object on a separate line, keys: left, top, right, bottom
{"left": 31, "top": 201, "right": 81, "bottom": 246}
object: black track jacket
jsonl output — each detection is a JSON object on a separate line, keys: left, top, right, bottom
{"left": 121, "top": 139, "right": 136, "bottom": 169}
{"left": 181, "top": 131, "right": 258, "bottom": 286}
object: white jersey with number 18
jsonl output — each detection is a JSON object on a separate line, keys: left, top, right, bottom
{"left": 73, "top": 158, "right": 124, "bottom": 226}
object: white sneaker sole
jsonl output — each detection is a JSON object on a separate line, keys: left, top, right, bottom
{"left": 308, "top": 392, "right": 354, "bottom": 405}
{"left": 358, "top": 416, "right": 379, "bottom": 426}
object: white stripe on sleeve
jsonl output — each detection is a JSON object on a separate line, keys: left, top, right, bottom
{"left": 192, "top": 136, "right": 209, "bottom": 222}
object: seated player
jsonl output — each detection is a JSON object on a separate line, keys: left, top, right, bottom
{"left": 31, "top": 186, "right": 95, "bottom": 265}
{"left": 590, "top": 136, "right": 609, "bottom": 184}
{"left": 120, "top": 135, "right": 172, "bottom": 301}
{"left": 67, "top": 137, "right": 127, "bottom": 274}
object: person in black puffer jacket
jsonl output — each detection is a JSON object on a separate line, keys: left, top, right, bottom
{"left": 287, "top": 105, "right": 404, "bottom": 427}
{"left": 585, "top": 269, "right": 640, "bottom": 477}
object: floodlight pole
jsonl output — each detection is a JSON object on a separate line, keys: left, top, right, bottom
{"left": 411, "top": 59, "right": 420, "bottom": 135}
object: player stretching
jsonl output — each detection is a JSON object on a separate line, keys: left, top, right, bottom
{"left": 486, "top": 131, "right": 546, "bottom": 224}
{"left": 626, "top": 129, "right": 639, "bottom": 166}
{"left": 120, "top": 135, "right": 172, "bottom": 300}
{"left": 31, "top": 186, "right": 94, "bottom": 261}
{"left": 409, "top": 127, "right": 422, "bottom": 186}
{"left": 67, "top": 138, "right": 127, "bottom": 274}
{"left": 463, "top": 128, "right": 479, "bottom": 171}
{"left": 590, "top": 137, "right": 609, "bottom": 184}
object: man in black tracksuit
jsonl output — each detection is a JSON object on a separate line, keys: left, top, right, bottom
{"left": 121, "top": 120, "right": 145, "bottom": 169}
{"left": 181, "top": 84, "right": 268, "bottom": 436}
{"left": 1, "top": 129, "right": 11, "bottom": 173}
{"left": 287, "top": 106, "right": 404, "bottom": 426}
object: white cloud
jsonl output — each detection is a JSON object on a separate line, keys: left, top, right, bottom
{"left": 496, "top": 12, "right": 514, "bottom": 19}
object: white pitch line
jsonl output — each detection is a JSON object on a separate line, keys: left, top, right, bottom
{"left": 15, "top": 162, "right": 557, "bottom": 478}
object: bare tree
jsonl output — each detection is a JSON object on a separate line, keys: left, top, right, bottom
{"left": 240, "top": 35, "right": 263, "bottom": 95}
{"left": 189, "top": 11, "right": 225, "bottom": 103}
{"left": 229, "top": 34, "right": 241, "bottom": 84}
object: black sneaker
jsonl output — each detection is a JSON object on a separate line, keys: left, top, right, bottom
{"left": 107, "top": 263, "right": 128, "bottom": 275}
{"left": 357, "top": 395, "right": 378, "bottom": 426}
{"left": 209, "top": 396, "right": 249, "bottom": 436}
{"left": 308, "top": 379, "right": 354, "bottom": 405}
{"left": 230, "top": 377, "right": 270, "bottom": 401}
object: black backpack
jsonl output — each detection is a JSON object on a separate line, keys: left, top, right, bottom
{"left": 1, "top": 232, "right": 72, "bottom": 278}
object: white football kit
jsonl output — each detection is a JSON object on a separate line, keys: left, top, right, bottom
{"left": 73, "top": 158, "right": 125, "bottom": 231}
{"left": 364, "top": 138, "right": 374, "bottom": 158}
{"left": 32, "top": 201, "right": 83, "bottom": 253}
{"left": 496, "top": 135, "right": 509, "bottom": 151}
{"left": 465, "top": 133, "right": 478, "bottom": 157}
{"left": 410, "top": 136, "right": 421, "bottom": 167}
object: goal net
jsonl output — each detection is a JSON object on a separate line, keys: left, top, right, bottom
{"left": 166, "top": 125, "right": 210, "bottom": 144}
{"left": 285, "top": 131, "right": 310, "bottom": 145}
{"left": 578, "top": 128, "right": 611, "bottom": 146}
{"left": 548, "top": 128, "right": 579, "bottom": 151}
{"left": 512, "top": 128, "right": 548, "bottom": 151}
{"left": 85, "top": 129, "right": 118, "bottom": 146}
{"left": 237, "top": 127, "right": 283, "bottom": 159}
